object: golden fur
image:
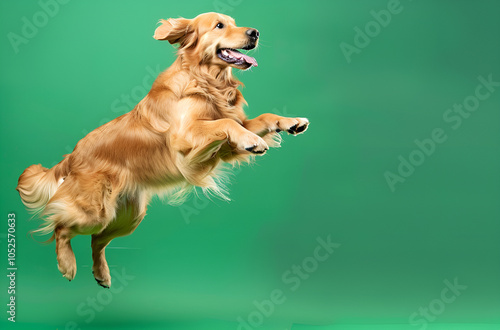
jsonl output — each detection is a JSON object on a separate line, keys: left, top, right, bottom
{"left": 16, "top": 12, "right": 309, "bottom": 288}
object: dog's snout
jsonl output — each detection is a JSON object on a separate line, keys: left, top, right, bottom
{"left": 246, "top": 28, "right": 259, "bottom": 41}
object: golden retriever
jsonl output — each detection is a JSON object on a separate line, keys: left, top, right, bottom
{"left": 16, "top": 12, "right": 309, "bottom": 288}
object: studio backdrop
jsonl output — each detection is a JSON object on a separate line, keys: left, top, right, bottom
{"left": 1, "top": 0, "right": 500, "bottom": 329}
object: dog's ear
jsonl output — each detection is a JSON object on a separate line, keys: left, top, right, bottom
{"left": 153, "top": 18, "right": 192, "bottom": 45}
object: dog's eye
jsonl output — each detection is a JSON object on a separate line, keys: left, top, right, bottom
{"left": 216, "top": 22, "right": 224, "bottom": 29}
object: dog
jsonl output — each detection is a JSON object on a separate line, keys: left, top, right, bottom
{"left": 16, "top": 12, "right": 309, "bottom": 288}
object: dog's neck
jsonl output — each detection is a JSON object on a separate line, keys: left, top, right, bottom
{"left": 135, "top": 55, "right": 246, "bottom": 131}
{"left": 176, "top": 55, "right": 245, "bottom": 111}
{"left": 179, "top": 55, "right": 240, "bottom": 88}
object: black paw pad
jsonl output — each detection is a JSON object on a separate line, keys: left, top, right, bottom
{"left": 287, "top": 124, "right": 298, "bottom": 134}
{"left": 245, "top": 145, "right": 268, "bottom": 154}
{"left": 296, "top": 124, "right": 307, "bottom": 133}
{"left": 252, "top": 149, "right": 267, "bottom": 155}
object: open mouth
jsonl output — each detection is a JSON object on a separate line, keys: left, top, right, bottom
{"left": 217, "top": 48, "right": 258, "bottom": 68}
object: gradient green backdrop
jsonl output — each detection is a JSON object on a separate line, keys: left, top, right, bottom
{"left": 1, "top": 0, "right": 500, "bottom": 329}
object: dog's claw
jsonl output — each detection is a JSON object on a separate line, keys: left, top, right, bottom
{"left": 95, "top": 277, "right": 110, "bottom": 288}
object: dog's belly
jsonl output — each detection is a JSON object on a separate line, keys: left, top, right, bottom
{"left": 103, "top": 195, "right": 146, "bottom": 235}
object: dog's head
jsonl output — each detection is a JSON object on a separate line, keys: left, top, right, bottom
{"left": 153, "top": 12, "right": 259, "bottom": 70}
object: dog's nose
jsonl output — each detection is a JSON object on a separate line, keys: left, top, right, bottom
{"left": 246, "top": 29, "right": 259, "bottom": 41}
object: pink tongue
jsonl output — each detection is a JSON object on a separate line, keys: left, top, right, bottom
{"left": 227, "top": 49, "right": 258, "bottom": 67}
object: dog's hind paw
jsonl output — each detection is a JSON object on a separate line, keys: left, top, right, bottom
{"left": 95, "top": 277, "right": 111, "bottom": 288}
{"left": 92, "top": 270, "right": 111, "bottom": 288}
{"left": 58, "top": 262, "right": 76, "bottom": 282}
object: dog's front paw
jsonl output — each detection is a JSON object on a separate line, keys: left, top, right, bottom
{"left": 276, "top": 118, "right": 309, "bottom": 135}
{"left": 238, "top": 133, "right": 269, "bottom": 155}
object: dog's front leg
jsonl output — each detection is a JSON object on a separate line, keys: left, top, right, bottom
{"left": 173, "top": 118, "right": 270, "bottom": 162}
{"left": 244, "top": 113, "right": 309, "bottom": 138}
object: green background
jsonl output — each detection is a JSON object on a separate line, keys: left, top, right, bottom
{"left": 1, "top": 0, "right": 500, "bottom": 329}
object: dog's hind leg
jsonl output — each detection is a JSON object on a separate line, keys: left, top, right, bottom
{"left": 91, "top": 235, "right": 113, "bottom": 288}
{"left": 55, "top": 225, "right": 77, "bottom": 281}
{"left": 91, "top": 196, "right": 147, "bottom": 288}
{"left": 47, "top": 172, "right": 120, "bottom": 283}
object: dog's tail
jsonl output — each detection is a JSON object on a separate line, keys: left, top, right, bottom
{"left": 16, "top": 157, "right": 70, "bottom": 239}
